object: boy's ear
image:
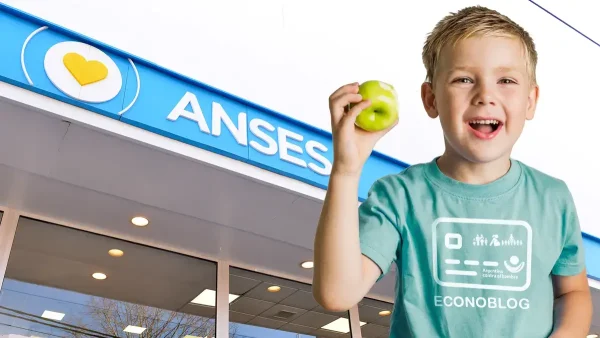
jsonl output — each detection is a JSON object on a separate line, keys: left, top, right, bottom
{"left": 421, "top": 82, "right": 438, "bottom": 119}
{"left": 526, "top": 84, "right": 540, "bottom": 120}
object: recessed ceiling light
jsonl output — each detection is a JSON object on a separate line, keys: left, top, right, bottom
{"left": 587, "top": 335, "right": 599, "bottom": 338}
{"left": 131, "top": 216, "right": 149, "bottom": 227}
{"left": 379, "top": 310, "right": 391, "bottom": 316}
{"left": 92, "top": 272, "right": 107, "bottom": 280}
{"left": 108, "top": 249, "right": 124, "bottom": 257}
{"left": 301, "top": 261, "right": 314, "bottom": 269}
{"left": 41, "top": 310, "right": 65, "bottom": 321}
{"left": 321, "top": 318, "right": 366, "bottom": 333}
{"left": 123, "top": 325, "right": 146, "bottom": 334}
{"left": 190, "top": 289, "right": 239, "bottom": 307}
{"left": 267, "top": 285, "right": 281, "bottom": 292}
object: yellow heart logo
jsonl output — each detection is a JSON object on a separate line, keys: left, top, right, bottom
{"left": 62, "top": 52, "right": 108, "bottom": 86}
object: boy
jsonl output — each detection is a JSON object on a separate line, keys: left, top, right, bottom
{"left": 313, "top": 5, "right": 592, "bottom": 338}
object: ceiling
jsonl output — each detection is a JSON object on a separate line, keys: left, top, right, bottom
{"left": 0, "top": 95, "right": 396, "bottom": 302}
{"left": 6, "top": 217, "right": 218, "bottom": 312}
{"left": 227, "top": 268, "right": 392, "bottom": 338}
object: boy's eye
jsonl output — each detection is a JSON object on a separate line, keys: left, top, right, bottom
{"left": 454, "top": 77, "right": 473, "bottom": 84}
{"left": 499, "top": 78, "right": 517, "bottom": 84}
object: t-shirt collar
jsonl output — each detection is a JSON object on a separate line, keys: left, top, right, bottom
{"left": 424, "top": 156, "right": 523, "bottom": 199}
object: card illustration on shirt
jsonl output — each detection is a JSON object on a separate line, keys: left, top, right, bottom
{"left": 432, "top": 217, "right": 533, "bottom": 292}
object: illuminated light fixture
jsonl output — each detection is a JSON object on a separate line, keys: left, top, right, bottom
{"left": 587, "top": 335, "right": 599, "bottom": 338}
{"left": 41, "top": 310, "right": 65, "bottom": 321}
{"left": 267, "top": 285, "right": 281, "bottom": 292}
{"left": 589, "top": 278, "right": 600, "bottom": 290}
{"left": 300, "top": 261, "right": 314, "bottom": 269}
{"left": 379, "top": 310, "right": 391, "bottom": 316}
{"left": 131, "top": 216, "right": 149, "bottom": 227}
{"left": 108, "top": 249, "right": 124, "bottom": 257}
{"left": 123, "top": 325, "right": 146, "bottom": 334}
{"left": 190, "top": 289, "right": 239, "bottom": 307}
{"left": 92, "top": 272, "right": 107, "bottom": 280}
{"left": 321, "top": 317, "right": 366, "bottom": 333}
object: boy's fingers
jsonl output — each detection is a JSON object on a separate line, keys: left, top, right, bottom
{"left": 329, "top": 82, "right": 359, "bottom": 102}
{"left": 338, "top": 93, "right": 363, "bottom": 108}
{"left": 330, "top": 93, "right": 363, "bottom": 121}
{"left": 344, "top": 99, "right": 371, "bottom": 122}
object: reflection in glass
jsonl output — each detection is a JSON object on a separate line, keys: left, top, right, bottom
{"left": 0, "top": 217, "right": 231, "bottom": 338}
{"left": 0, "top": 279, "right": 220, "bottom": 337}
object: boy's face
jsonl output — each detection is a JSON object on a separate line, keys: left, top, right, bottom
{"left": 421, "top": 35, "right": 539, "bottom": 164}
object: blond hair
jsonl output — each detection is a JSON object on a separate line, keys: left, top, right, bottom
{"left": 422, "top": 6, "right": 537, "bottom": 85}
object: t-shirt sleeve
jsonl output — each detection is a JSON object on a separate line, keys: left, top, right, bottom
{"left": 551, "top": 182, "right": 586, "bottom": 276}
{"left": 358, "top": 176, "right": 402, "bottom": 280}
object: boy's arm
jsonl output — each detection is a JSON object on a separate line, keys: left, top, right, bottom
{"left": 313, "top": 173, "right": 401, "bottom": 311}
{"left": 313, "top": 82, "right": 399, "bottom": 311}
{"left": 550, "top": 270, "right": 592, "bottom": 338}
{"left": 549, "top": 182, "right": 593, "bottom": 337}
{"left": 313, "top": 173, "right": 382, "bottom": 311}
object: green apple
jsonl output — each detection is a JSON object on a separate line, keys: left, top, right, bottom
{"left": 353, "top": 80, "right": 399, "bottom": 132}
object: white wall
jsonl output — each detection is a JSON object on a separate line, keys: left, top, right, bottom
{"left": 2, "top": 0, "right": 599, "bottom": 237}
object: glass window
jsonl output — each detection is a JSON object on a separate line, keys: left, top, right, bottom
{"left": 358, "top": 297, "right": 393, "bottom": 338}
{"left": 229, "top": 267, "right": 352, "bottom": 338}
{"left": 0, "top": 217, "right": 223, "bottom": 338}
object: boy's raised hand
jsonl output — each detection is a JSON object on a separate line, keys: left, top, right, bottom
{"left": 328, "top": 82, "right": 397, "bottom": 177}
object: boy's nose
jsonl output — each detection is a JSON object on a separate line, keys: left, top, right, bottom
{"left": 472, "top": 89, "right": 496, "bottom": 106}
{"left": 475, "top": 96, "right": 495, "bottom": 105}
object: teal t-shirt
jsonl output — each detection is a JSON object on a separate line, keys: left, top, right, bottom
{"left": 358, "top": 158, "right": 586, "bottom": 338}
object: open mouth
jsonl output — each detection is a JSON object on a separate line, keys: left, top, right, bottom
{"left": 467, "top": 119, "right": 503, "bottom": 139}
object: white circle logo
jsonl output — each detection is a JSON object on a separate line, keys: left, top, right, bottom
{"left": 44, "top": 41, "right": 122, "bottom": 103}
